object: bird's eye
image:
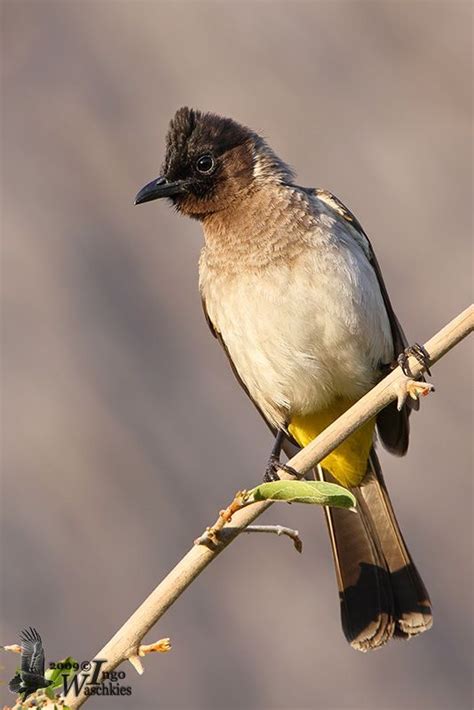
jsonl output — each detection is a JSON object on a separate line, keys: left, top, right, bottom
{"left": 195, "top": 154, "right": 215, "bottom": 174}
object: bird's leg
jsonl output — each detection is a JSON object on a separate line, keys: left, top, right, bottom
{"left": 396, "top": 343, "right": 432, "bottom": 377}
{"left": 264, "top": 429, "right": 299, "bottom": 482}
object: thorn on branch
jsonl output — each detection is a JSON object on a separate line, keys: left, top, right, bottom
{"left": 395, "top": 378, "right": 435, "bottom": 411}
{"left": 242, "top": 524, "right": 303, "bottom": 553}
{"left": 128, "top": 638, "right": 172, "bottom": 675}
{"left": 128, "top": 655, "right": 144, "bottom": 675}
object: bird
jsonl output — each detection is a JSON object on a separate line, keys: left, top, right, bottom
{"left": 135, "top": 107, "right": 432, "bottom": 651}
{"left": 9, "top": 627, "right": 52, "bottom": 701}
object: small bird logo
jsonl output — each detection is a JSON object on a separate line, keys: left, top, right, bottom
{"left": 8, "top": 628, "right": 52, "bottom": 702}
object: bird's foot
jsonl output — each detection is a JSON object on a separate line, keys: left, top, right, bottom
{"left": 394, "top": 379, "right": 435, "bottom": 411}
{"left": 264, "top": 455, "right": 299, "bottom": 482}
{"left": 397, "top": 343, "right": 432, "bottom": 377}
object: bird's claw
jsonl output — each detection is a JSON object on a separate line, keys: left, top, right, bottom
{"left": 264, "top": 456, "right": 298, "bottom": 482}
{"left": 264, "top": 456, "right": 281, "bottom": 482}
{"left": 397, "top": 343, "right": 432, "bottom": 377}
{"left": 395, "top": 379, "right": 435, "bottom": 411}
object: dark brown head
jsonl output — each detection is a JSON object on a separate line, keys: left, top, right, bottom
{"left": 135, "top": 107, "right": 294, "bottom": 218}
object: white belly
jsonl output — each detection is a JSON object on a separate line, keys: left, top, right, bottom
{"left": 200, "top": 236, "right": 393, "bottom": 429}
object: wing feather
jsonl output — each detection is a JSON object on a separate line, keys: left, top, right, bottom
{"left": 20, "top": 627, "right": 45, "bottom": 675}
{"left": 313, "top": 189, "right": 408, "bottom": 357}
{"left": 311, "top": 188, "right": 413, "bottom": 454}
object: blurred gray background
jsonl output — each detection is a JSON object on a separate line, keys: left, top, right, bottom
{"left": 1, "top": 1, "right": 472, "bottom": 708}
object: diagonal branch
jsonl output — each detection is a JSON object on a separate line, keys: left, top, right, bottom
{"left": 65, "top": 304, "right": 473, "bottom": 709}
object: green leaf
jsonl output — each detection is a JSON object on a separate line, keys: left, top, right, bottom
{"left": 246, "top": 480, "right": 356, "bottom": 509}
{"left": 45, "top": 685, "right": 57, "bottom": 700}
{"left": 45, "top": 657, "right": 79, "bottom": 690}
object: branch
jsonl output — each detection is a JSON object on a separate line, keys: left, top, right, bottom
{"left": 241, "top": 524, "right": 303, "bottom": 552}
{"left": 64, "top": 304, "right": 473, "bottom": 708}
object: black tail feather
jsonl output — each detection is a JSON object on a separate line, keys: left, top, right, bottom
{"left": 320, "top": 450, "right": 432, "bottom": 650}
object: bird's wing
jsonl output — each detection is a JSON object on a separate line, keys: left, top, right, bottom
{"left": 310, "top": 188, "right": 414, "bottom": 454}
{"left": 20, "top": 627, "right": 45, "bottom": 675}
{"left": 313, "top": 188, "right": 408, "bottom": 358}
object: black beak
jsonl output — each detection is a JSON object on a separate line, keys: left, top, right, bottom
{"left": 134, "top": 176, "right": 188, "bottom": 205}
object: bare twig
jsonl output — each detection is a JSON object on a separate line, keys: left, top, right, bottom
{"left": 241, "top": 524, "right": 303, "bottom": 552}
{"left": 64, "top": 305, "right": 473, "bottom": 708}
{"left": 1, "top": 644, "right": 22, "bottom": 654}
{"left": 138, "top": 639, "right": 171, "bottom": 656}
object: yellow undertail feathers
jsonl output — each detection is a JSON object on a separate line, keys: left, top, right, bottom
{"left": 288, "top": 400, "right": 375, "bottom": 488}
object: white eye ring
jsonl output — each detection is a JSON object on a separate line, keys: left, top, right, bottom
{"left": 196, "top": 154, "right": 215, "bottom": 174}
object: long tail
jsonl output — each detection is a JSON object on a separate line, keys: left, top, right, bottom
{"left": 319, "top": 449, "right": 432, "bottom": 651}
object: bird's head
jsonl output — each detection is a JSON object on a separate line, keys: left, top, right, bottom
{"left": 135, "top": 107, "right": 294, "bottom": 218}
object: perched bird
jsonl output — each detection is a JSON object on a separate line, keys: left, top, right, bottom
{"left": 9, "top": 627, "right": 52, "bottom": 700}
{"left": 135, "top": 108, "right": 432, "bottom": 651}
